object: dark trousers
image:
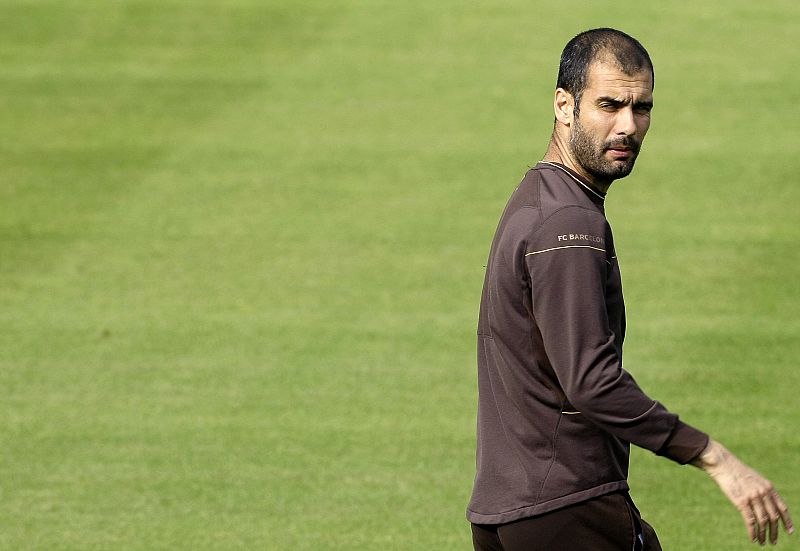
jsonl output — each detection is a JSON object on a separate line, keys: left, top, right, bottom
{"left": 471, "top": 492, "right": 662, "bottom": 551}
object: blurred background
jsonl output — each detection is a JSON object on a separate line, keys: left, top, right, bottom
{"left": 1, "top": 1, "right": 798, "bottom": 548}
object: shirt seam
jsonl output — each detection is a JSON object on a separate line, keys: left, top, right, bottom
{"left": 466, "top": 480, "right": 629, "bottom": 518}
{"left": 522, "top": 205, "right": 610, "bottom": 265}
{"left": 537, "top": 161, "right": 606, "bottom": 202}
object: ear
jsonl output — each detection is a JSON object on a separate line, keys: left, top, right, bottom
{"left": 554, "top": 88, "right": 575, "bottom": 126}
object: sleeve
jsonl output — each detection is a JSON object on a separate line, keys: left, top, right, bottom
{"left": 526, "top": 206, "right": 708, "bottom": 461}
{"left": 657, "top": 421, "right": 710, "bottom": 464}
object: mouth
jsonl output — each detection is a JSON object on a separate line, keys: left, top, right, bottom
{"left": 607, "top": 147, "right": 634, "bottom": 159}
{"left": 605, "top": 140, "right": 639, "bottom": 160}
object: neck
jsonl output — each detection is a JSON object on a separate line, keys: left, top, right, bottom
{"left": 542, "top": 132, "right": 612, "bottom": 194}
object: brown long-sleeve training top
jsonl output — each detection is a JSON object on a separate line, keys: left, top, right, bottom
{"left": 467, "top": 162, "right": 709, "bottom": 525}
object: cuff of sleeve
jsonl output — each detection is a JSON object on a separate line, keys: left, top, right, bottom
{"left": 657, "top": 420, "right": 710, "bottom": 464}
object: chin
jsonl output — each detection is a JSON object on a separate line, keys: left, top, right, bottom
{"left": 610, "top": 159, "right": 637, "bottom": 178}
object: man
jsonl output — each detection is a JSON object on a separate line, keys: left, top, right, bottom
{"left": 467, "top": 28, "right": 793, "bottom": 550}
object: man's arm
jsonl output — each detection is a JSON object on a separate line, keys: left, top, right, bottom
{"left": 525, "top": 206, "right": 687, "bottom": 454}
{"left": 526, "top": 206, "right": 793, "bottom": 545}
{"left": 691, "top": 439, "right": 794, "bottom": 545}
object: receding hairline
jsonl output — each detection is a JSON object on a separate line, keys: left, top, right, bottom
{"left": 597, "top": 46, "right": 652, "bottom": 83}
{"left": 556, "top": 28, "right": 655, "bottom": 99}
{"left": 586, "top": 52, "right": 654, "bottom": 88}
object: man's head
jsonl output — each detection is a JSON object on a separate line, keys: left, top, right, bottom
{"left": 552, "top": 29, "right": 654, "bottom": 187}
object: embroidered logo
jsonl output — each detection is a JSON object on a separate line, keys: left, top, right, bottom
{"left": 557, "top": 233, "right": 604, "bottom": 244}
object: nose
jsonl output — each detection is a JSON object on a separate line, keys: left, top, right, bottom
{"left": 614, "top": 106, "right": 637, "bottom": 136}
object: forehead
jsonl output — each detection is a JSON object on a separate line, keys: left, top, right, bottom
{"left": 584, "top": 59, "right": 653, "bottom": 100}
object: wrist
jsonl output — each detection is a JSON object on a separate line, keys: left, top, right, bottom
{"left": 691, "top": 439, "right": 728, "bottom": 471}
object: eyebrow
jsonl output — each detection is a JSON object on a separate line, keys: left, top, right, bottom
{"left": 596, "top": 96, "right": 653, "bottom": 110}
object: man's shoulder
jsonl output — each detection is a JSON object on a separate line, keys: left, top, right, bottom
{"left": 504, "top": 167, "right": 543, "bottom": 210}
{"left": 492, "top": 165, "right": 609, "bottom": 255}
{"left": 503, "top": 165, "right": 602, "bottom": 225}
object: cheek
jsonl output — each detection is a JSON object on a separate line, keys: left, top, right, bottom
{"left": 578, "top": 114, "right": 612, "bottom": 141}
{"left": 637, "top": 117, "right": 651, "bottom": 137}
{"left": 591, "top": 114, "right": 617, "bottom": 138}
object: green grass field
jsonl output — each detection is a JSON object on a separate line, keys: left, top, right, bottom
{"left": 2, "top": 1, "right": 799, "bottom": 549}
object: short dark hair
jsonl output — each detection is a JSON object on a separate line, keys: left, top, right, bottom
{"left": 556, "top": 28, "right": 654, "bottom": 112}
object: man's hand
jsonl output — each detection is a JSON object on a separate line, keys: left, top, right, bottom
{"left": 691, "top": 439, "right": 794, "bottom": 545}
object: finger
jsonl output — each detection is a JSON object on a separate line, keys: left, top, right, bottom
{"left": 762, "top": 495, "right": 780, "bottom": 545}
{"left": 770, "top": 490, "right": 794, "bottom": 535}
{"left": 752, "top": 498, "right": 768, "bottom": 545}
{"left": 741, "top": 504, "right": 758, "bottom": 543}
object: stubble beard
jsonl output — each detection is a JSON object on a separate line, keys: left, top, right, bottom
{"left": 569, "top": 115, "right": 641, "bottom": 183}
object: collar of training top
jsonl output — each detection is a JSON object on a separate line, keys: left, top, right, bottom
{"left": 537, "top": 161, "right": 606, "bottom": 204}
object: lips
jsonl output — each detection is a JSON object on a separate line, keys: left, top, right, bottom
{"left": 607, "top": 147, "right": 633, "bottom": 158}
{"left": 605, "top": 141, "right": 638, "bottom": 158}
{"left": 605, "top": 137, "right": 639, "bottom": 153}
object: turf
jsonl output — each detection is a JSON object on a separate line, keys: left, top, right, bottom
{"left": 1, "top": 1, "right": 798, "bottom": 549}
